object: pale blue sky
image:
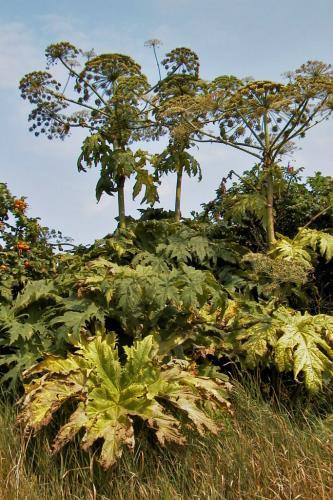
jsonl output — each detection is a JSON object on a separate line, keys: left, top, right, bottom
{"left": 1, "top": 0, "right": 332, "bottom": 243}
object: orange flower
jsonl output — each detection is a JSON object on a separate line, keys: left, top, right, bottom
{"left": 24, "top": 260, "right": 31, "bottom": 269}
{"left": 13, "top": 199, "right": 28, "bottom": 212}
{"left": 0, "top": 264, "right": 8, "bottom": 271}
{"left": 16, "top": 241, "right": 30, "bottom": 252}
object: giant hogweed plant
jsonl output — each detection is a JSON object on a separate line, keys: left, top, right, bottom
{"left": 0, "top": 246, "right": 230, "bottom": 387}
{"left": 1, "top": 214, "right": 333, "bottom": 389}
{"left": 79, "top": 218, "right": 247, "bottom": 275}
{"left": 18, "top": 329, "right": 232, "bottom": 469}
{"left": 0, "top": 280, "right": 71, "bottom": 387}
{"left": 19, "top": 43, "right": 208, "bottom": 228}
{"left": 270, "top": 228, "right": 333, "bottom": 266}
{"left": 221, "top": 300, "right": 333, "bottom": 392}
{"left": 268, "top": 227, "right": 333, "bottom": 311}
{"left": 152, "top": 49, "right": 205, "bottom": 222}
{"left": 19, "top": 42, "right": 162, "bottom": 229}
{"left": 202, "top": 166, "right": 333, "bottom": 252}
{"left": 232, "top": 227, "right": 333, "bottom": 302}
{"left": 3, "top": 253, "right": 333, "bottom": 393}
{"left": 168, "top": 62, "right": 333, "bottom": 246}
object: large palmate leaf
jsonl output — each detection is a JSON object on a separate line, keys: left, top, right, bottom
{"left": 225, "top": 302, "right": 333, "bottom": 391}
{"left": 18, "top": 329, "right": 231, "bottom": 469}
{"left": 296, "top": 228, "right": 333, "bottom": 263}
{"left": 270, "top": 228, "right": 333, "bottom": 266}
{"left": 13, "top": 280, "right": 59, "bottom": 312}
{"left": 224, "top": 301, "right": 279, "bottom": 368}
{"left": 0, "top": 261, "right": 111, "bottom": 387}
{"left": 274, "top": 310, "right": 333, "bottom": 391}
{"left": 224, "top": 193, "right": 267, "bottom": 227}
{"left": 157, "top": 232, "right": 214, "bottom": 265}
{"left": 0, "top": 282, "right": 68, "bottom": 387}
{"left": 269, "top": 237, "right": 312, "bottom": 266}
{"left": 110, "top": 262, "right": 226, "bottom": 336}
{"left": 48, "top": 300, "right": 106, "bottom": 342}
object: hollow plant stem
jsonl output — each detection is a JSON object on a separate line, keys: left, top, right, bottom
{"left": 175, "top": 165, "right": 183, "bottom": 222}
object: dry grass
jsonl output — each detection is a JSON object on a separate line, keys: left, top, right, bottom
{"left": 1, "top": 382, "right": 333, "bottom": 499}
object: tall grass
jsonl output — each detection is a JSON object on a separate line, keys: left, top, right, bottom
{"left": 1, "top": 381, "right": 333, "bottom": 499}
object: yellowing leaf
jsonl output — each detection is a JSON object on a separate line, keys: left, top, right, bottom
{"left": 18, "top": 329, "right": 231, "bottom": 469}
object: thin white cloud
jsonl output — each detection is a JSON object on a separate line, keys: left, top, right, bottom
{"left": 0, "top": 15, "right": 91, "bottom": 91}
{"left": 0, "top": 22, "right": 41, "bottom": 89}
{"left": 38, "top": 14, "right": 77, "bottom": 35}
{"left": 37, "top": 14, "right": 88, "bottom": 46}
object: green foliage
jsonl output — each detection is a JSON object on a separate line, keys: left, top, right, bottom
{"left": 225, "top": 192, "right": 268, "bottom": 228}
{"left": 64, "top": 253, "right": 226, "bottom": 342}
{"left": 274, "top": 171, "right": 333, "bottom": 236}
{"left": 78, "top": 134, "right": 158, "bottom": 205}
{"left": 202, "top": 166, "right": 333, "bottom": 249}
{"left": 7, "top": 48, "right": 333, "bottom": 469}
{"left": 0, "top": 189, "right": 332, "bottom": 395}
{"left": 270, "top": 228, "right": 333, "bottom": 266}
{"left": 0, "top": 183, "right": 60, "bottom": 287}
{"left": 270, "top": 236, "right": 313, "bottom": 266}
{"left": 0, "top": 184, "right": 74, "bottom": 385}
{"left": 240, "top": 252, "right": 311, "bottom": 301}
{"left": 0, "top": 221, "right": 234, "bottom": 386}
{"left": 297, "top": 228, "right": 333, "bottom": 262}
{"left": 152, "top": 144, "right": 202, "bottom": 182}
{"left": 18, "top": 329, "right": 231, "bottom": 469}
{"left": 224, "top": 302, "right": 333, "bottom": 391}
{"left": 0, "top": 280, "right": 69, "bottom": 387}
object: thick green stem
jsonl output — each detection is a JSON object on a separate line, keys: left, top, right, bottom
{"left": 263, "top": 113, "right": 276, "bottom": 248}
{"left": 117, "top": 176, "right": 126, "bottom": 229}
{"left": 175, "top": 165, "right": 183, "bottom": 223}
{"left": 265, "top": 168, "right": 276, "bottom": 247}
{"left": 153, "top": 45, "right": 162, "bottom": 81}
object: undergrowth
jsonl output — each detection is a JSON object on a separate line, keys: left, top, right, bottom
{"left": 1, "top": 381, "right": 333, "bottom": 500}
